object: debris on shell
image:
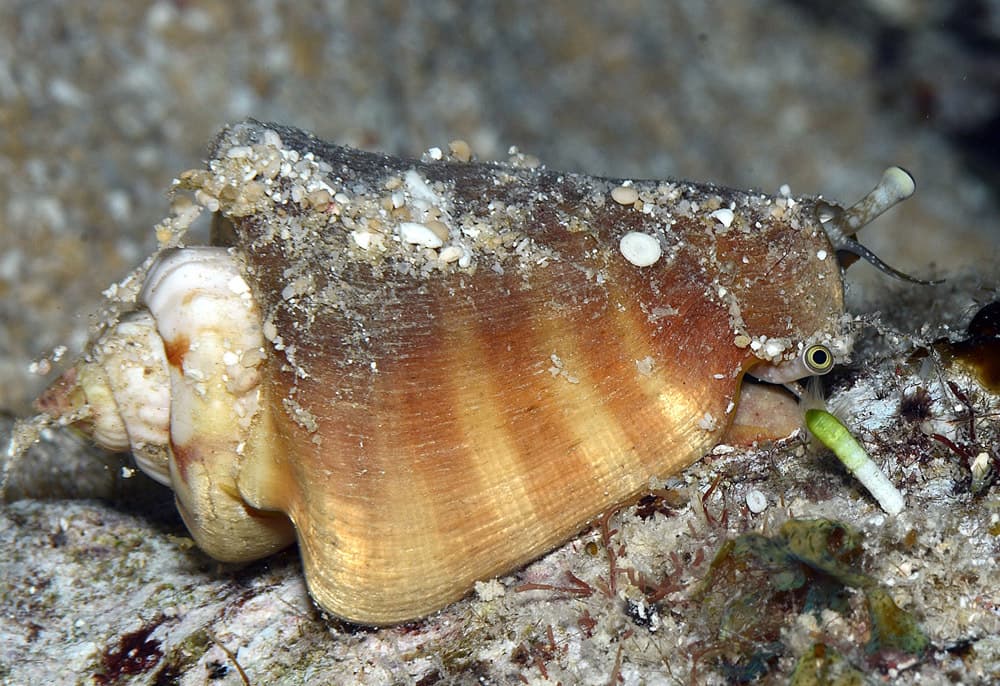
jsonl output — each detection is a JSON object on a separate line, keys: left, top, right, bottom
{"left": 618, "top": 231, "right": 662, "bottom": 267}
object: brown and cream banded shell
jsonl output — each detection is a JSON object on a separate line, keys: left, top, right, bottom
{"left": 30, "top": 120, "right": 925, "bottom": 625}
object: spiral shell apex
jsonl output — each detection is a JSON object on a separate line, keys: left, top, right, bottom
{"left": 32, "top": 120, "right": 925, "bottom": 625}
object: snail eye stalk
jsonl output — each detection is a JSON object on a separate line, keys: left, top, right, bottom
{"left": 803, "top": 344, "right": 834, "bottom": 375}
{"left": 818, "top": 167, "right": 943, "bottom": 286}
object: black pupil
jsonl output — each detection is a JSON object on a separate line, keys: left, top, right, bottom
{"left": 810, "top": 348, "right": 829, "bottom": 367}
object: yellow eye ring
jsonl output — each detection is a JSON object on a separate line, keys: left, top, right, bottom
{"left": 803, "top": 344, "right": 834, "bottom": 375}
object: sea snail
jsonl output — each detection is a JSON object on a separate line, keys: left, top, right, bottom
{"left": 28, "top": 120, "right": 934, "bottom": 625}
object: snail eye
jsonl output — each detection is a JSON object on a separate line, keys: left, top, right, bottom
{"left": 803, "top": 344, "right": 834, "bottom": 375}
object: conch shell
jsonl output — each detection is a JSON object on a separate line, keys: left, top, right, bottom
{"left": 26, "top": 120, "right": 927, "bottom": 625}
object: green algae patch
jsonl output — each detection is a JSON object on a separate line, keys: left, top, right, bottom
{"left": 864, "top": 587, "right": 929, "bottom": 655}
{"left": 693, "top": 518, "right": 928, "bottom": 681}
{"left": 790, "top": 643, "right": 866, "bottom": 686}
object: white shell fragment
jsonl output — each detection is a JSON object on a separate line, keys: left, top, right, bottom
{"left": 619, "top": 231, "right": 661, "bottom": 267}
{"left": 710, "top": 208, "right": 735, "bottom": 228}
{"left": 399, "top": 221, "right": 445, "bottom": 249}
{"left": 745, "top": 489, "right": 768, "bottom": 513}
{"left": 970, "top": 451, "right": 992, "bottom": 493}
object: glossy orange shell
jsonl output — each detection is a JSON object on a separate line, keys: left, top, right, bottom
{"left": 168, "top": 121, "right": 848, "bottom": 624}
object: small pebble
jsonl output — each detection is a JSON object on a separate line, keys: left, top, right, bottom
{"left": 424, "top": 220, "right": 450, "bottom": 243}
{"left": 399, "top": 222, "right": 445, "bottom": 248}
{"left": 611, "top": 185, "right": 639, "bottom": 205}
{"left": 619, "top": 231, "right": 661, "bottom": 267}
{"left": 746, "top": 489, "right": 768, "bottom": 513}
{"left": 449, "top": 139, "right": 472, "bottom": 162}
{"left": 439, "top": 245, "right": 463, "bottom": 263}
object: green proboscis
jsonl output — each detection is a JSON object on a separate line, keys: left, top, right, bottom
{"left": 805, "top": 409, "right": 904, "bottom": 515}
